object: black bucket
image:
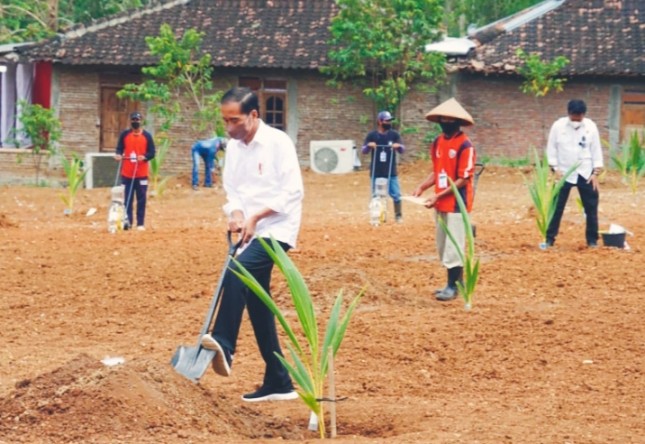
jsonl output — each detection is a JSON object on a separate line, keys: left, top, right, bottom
{"left": 601, "top": 232, "right": 626, "bottom": 248}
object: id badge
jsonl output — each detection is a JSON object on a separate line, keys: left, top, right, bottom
{"left": 379, "top": 150, "right": 387, "bottom": 162}
{"left": 438, "top": 171, "right": 448, "bottom": 188}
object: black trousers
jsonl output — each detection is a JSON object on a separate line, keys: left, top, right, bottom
{"left": 122, "top": 176, "right": 148, "bottom": 227}
{"left": 546, "top": 174, "right": 599, "bottom": 245}
{"left": 212, "top": 238, "right": 292, "bottom": 390}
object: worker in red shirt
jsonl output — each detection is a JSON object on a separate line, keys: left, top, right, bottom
{"left": 412, "top": 98, "right": 476, "bottom": 301}
{"left": 114, "top": 111, "right": 156, "bottom": 231}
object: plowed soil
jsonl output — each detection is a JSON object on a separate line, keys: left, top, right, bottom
{"left": 0, "top": 162, "right": 643, "bottom": 443}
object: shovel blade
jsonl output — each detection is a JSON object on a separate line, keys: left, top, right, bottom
{"left": 170, "top": 345, "right": 215, "bottom": 382}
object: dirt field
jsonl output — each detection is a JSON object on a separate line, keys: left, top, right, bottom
{"left": 0, "top": 161, "right": 643, "bottom": 444}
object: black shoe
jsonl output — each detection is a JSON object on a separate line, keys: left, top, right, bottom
{"left": 200, "top": 334, "right": 232, "bottom": 377}
{"left": 546, "top": 239, "right": 554, "bottom": 247}
{"left": 436, "top": 286, "right": 458, "bottom": 301}
{"left": 242, "top": 385, "right": 298, "bottom": 402}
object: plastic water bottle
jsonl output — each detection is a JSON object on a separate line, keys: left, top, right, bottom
{"left": 369, "top": 197, "right": 382, "bottom": 226}
{"left": 107, "top": 204, "right": 118, "bottom": 234}
{"left": 130, "top": 151, "right": 136, "bottom": 163}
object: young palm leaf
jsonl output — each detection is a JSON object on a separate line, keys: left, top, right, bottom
{"left": 231, "top": 236, "right": 363, "bottom": 439}
{"left": 60, "top": 153, "right": 88, "bottom": 214}
{"left": 526, "top": 149, "right": 577, "bottom": 244}
{"left": 437, "top": 178, "right": 479, "bottom": 310}
{"left": 611, "top": 131, "right": 645, "bottom": 195}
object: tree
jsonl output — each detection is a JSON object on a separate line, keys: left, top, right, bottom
{"left": 0, "top": 0, "right": 150, "bottom": 43}
{"left": 117, "top": 24, "right": 224, "bottom": 196}
{"left": 323, "top": 0, "right": 446, "bottom": 118}
{"left": 13, "top": 101, "right": 62, "bottom": 185}
{"left": 516, "top": 48, "right": 569, "bottom": 146}
{"left": 444, "top": 0, "right": 544, "bottom": 36}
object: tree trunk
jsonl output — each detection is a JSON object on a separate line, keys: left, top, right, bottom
{"left": 47, "top": 0, "right": 59, "bottom": 32}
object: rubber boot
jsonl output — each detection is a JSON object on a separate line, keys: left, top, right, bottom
{"left": 436, "top": 266, "right": 463, "bottom": 301}
{"left": 434, "top": 268, "right": 450, "bottom": 295}
{"left": 394, "top": 201, "right": 403, "bottom": 223}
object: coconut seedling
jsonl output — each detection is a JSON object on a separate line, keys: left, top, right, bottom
{"left": 437, "top": 178, "right": 479, "bottom": 311}
{"left": 526, "top": 149, "right": 577, "bottom": 248}
{"left": 611, "top": 131, "right": 645, "bottom": 196}
{"left": 60, "top": 153, "right": 88, "bottom": 215}
{"left": 231, "top": 237, "right": 363, "bottom": 439}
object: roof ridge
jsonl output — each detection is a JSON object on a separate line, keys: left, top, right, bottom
{"left": 470, "top": 0, "right": 565, "bottom": 44}
{"left": 58, "top": 0, "right": 191, "bottom": 40}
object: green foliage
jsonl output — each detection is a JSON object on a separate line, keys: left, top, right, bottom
{"left": 611, "top": 131, "right": 645, "bottom": 195}
{"left": 13, "top": 100, "right": 62, "bottom": 184}
{"left": 323, "top": 0, "right": 446, "bottom": 115}
{"left": 59, "top": 152, "right": 87, "bottom": 214}
{"left": 231, "top": 237, "right": 363, "bottom": 439}
{"left": 0, "top": 0, "right": 150, "bottom": 43}
{"left": 477, "top": 155, "right": 531, "bottom": 168}
{"left": 118, "top": 24, "right": 223, "bottom": 136}
{"left": 525, "top": 150, "right": 577, "bottom": 242}
{"left": 516, "top": 49, "right": 569, "bottom": 98}
{"left": 437, "top": 178, "right": 479, "bottom": 310}
{"left": 444, "top": 0, "right": 543, "bottom": 36}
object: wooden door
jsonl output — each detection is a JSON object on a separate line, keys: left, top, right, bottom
{"left": 100, "top": 87, "right": 139, "bottom": 152}
{"left": 621, "top": 90, "right": 645, "bottom": 143}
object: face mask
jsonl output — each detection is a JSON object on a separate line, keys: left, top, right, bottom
{"left": 131, "top": 121, "right": 141, "bottom": 130}
{"left": 382, "top": 123, "right": 392, "bottom": 130}
{"left": 439, "top": 121, "right": 460, "bottom": 135}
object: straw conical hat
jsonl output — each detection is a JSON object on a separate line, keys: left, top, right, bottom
{"left": 425, "top": 98, "right": 474, "bottom": 126}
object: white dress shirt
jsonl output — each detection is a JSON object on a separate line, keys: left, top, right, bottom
{"left": 222, "top": 120, "right": 304, "bottom": 248}
{"left": 546, "top": 117, "right": 603, "bottom": 184}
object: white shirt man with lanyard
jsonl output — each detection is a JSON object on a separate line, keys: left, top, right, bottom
{"left": 546, "top": 99, "right": 603, "bottom": 248}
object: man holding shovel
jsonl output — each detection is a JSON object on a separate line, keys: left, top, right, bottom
{"left": 412, "top": 98, "right": 477, "bottom": 302}
{"left": 201, "top": 87, "right": 304, "bottom": 402}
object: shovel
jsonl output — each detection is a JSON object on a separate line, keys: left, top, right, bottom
{"left": 170, "top": 231, "right": 241, "bottom": 381}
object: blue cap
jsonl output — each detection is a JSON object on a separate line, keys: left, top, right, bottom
{"left": 377, "top": 111, "right": 393, "bottom": 121}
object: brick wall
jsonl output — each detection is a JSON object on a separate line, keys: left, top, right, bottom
{"left": 1, "top": 66, "right": 637, "bottom": 185}
{"left": 455, "top": 73, "right": 615, "bottom": 161}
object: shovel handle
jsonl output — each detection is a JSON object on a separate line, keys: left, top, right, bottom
{"left": 227, "top": 230, "right": 244, "bottom": 256}
{"left": 194, "top": 231, "right": 243, "bottom": 346}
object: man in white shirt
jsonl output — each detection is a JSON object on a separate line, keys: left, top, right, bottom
{"left": 201, "top": 87, "right": 304, "bottom": 402}
{"left": 546, "top": 99, "right": 603, "bottom": 248}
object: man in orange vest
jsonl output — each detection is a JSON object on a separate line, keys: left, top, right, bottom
{"left": 114, "top": 111, "right": 156, "bottom": 231}
{"left": 413, "top": 98, "right": 477, "bottom": 301}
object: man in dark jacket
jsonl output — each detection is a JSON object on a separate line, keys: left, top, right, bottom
{"left": 114, "top": 111, "right": 156, "bottom": 231}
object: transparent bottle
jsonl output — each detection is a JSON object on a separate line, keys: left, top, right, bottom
{"left": 107, "top": 203, "right": 118, "bottom": 233}
{"left": 369, "top": 197, "right": 383, "bottom": 226}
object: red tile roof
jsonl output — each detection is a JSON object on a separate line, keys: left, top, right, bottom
{"left": 462, "top": 0, "right": 644, "bottom": 77}
{"left": 22, "top": 0, "right": 337, "bottom": 70}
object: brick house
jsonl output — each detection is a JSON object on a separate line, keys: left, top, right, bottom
{"left": 0, "top": 0, "right": 643, "bottom": 184}
{"left": 451, "top": 0, "right": 644, "bottom": 159}
{"left": 1, "top": 0, "right": 380, "bottom": 185}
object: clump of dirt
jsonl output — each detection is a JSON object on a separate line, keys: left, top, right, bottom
{"left": 0, "top": 354, "right": 306, "bottom": 443}
{"left": 0, "top": 213, "right": 17, "bottom": 228}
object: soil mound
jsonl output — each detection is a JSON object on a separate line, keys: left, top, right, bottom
{"left": 0, "top": 213, "right": 17, "bottom": 228}
{"left": 0, "top": 354, "right": 304, "bottom": 443}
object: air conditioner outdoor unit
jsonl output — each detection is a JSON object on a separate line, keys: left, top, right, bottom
{"left": 84, "top": 152, "right": 120, "bottom": 189}
{"left": 310, "top": 140, "right": 355, "bottom": 174}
